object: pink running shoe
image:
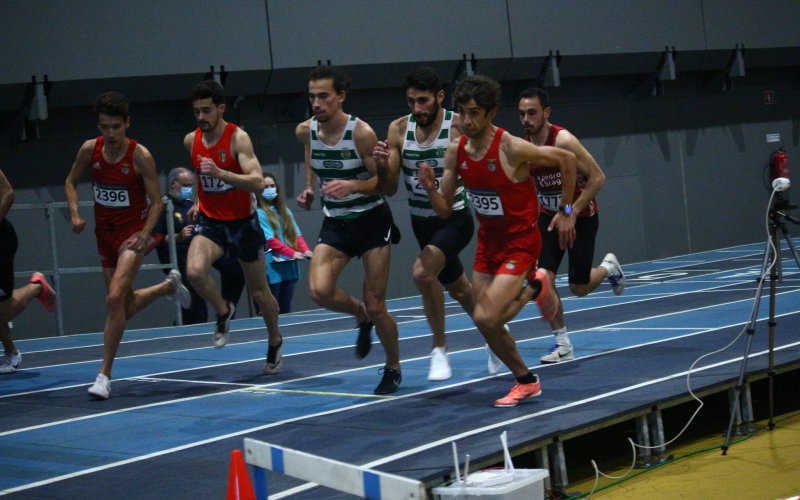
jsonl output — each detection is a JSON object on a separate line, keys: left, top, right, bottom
{"left": 526, "top": 269, "right": 557, "bottom": 321}
{"left": 30, "top": 272, "right": 56, "bottom": 313}
{"left": 494, "top": 378, "right": 543, "bottom": 408}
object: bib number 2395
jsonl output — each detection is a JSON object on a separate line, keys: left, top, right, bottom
{"left": 469, "top": 189, "right": 504, "bottom": 217}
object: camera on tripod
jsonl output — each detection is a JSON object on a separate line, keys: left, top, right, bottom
{"left": 769, "top": 148, "right": 794, "bottom": 213}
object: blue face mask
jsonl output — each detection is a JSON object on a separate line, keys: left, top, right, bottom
{"left": 179, "top": 186, "right": 193, "bottom": 201}
{"left": 262, "top": 187, "right": 278, "bottom": 200}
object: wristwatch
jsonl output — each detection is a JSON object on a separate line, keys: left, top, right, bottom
{"left": 559, "top": 204, "right": 573, "bottom": 216}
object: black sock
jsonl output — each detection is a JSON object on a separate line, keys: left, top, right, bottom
{"left": 516, "top": 372, "right": 538, "bottom": 384}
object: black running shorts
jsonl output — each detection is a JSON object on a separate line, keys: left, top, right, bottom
{"left": 411, "top": 208, "right": 474, "bottom": 285}
{"left": 538, "top": 211, "right": 599, "bottom": 285}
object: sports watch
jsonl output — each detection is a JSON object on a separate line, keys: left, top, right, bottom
{"left": 559, "top": 204, "right": 573, "bottom": 216}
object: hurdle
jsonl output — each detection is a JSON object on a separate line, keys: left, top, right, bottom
{"left": 243, "top": 437, "right": 428, "bottom": 499}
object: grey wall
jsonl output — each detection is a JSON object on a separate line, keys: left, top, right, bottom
{"left": 2, "top": 1, "right": 799, "bottom": 338}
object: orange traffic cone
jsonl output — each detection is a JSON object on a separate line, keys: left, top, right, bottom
{"left": 226, "top": 449, "right": 256, "bottom": 500}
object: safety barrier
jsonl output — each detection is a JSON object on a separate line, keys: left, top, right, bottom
{"left": 243, "top": 437, "right": 427, "bottom": 500}
{"left": 9, "top": 199, "right": 181, "bottom": 335}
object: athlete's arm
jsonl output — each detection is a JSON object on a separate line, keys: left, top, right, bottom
{"left": 419, "top": 140, "right": 459, "bottom": 219}
{"left": 64, "top": 139, "right": 95, "bottom": 234}
{"left": 0, "top": 168, "right": 15, "bottom": 222}
{"left": 131, "top": 144, "right": 164, "bottom": 250}
{"left": 322, "top": 119, "right": 379, "bottom": 199}
{"left": 373, "top": 117, "right": 405, "bottom": 196}
{"left": 508, "top": 135, "right": 577, "bottom": 249}
{"left": 555, "top": 131, "right": 605, "bottom": 214}
{"left": 294, "top": 120, "right": 316, "bottom": 210}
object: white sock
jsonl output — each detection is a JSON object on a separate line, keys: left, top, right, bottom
{"left": 600, "top": 260, "right": 614, "bottom": 275}
{"left": 553, "top": 327, "right": 570, "bottom": 345}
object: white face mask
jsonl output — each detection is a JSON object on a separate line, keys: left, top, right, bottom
{"left": 262, "top": 187, "right": 278, "bottom": 200}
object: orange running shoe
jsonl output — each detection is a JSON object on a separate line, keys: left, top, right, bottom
{"left": 494, "top": 378, "right": 542, "bottom": 407}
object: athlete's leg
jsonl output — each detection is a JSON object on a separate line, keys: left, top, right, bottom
{"left": 98, "top": 248, "right": 145, "bottom": 377}
{"left": 239, "top": 256, "right": 281, "bottom": 346}
{"left": 362, "top": 244, "right": 399, "bottom": 369}
{"left": 186, "top": 235, "right": 226, "bottom": 315}
{"left": 471, "top": 271, "right": 532, "bottom": 377}
{"left": 308, "top": 243, "right": 367, "bottom": 322}
{"left": 412, "top": 245, "right": 448, "bottom": 348}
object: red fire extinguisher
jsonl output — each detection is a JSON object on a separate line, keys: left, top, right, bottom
{"left": 771, "top": 148, "right": 789, "bottom": 180}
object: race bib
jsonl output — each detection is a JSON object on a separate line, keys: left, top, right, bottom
{"left": 410, "top": 174, "right": 440, "bottom": 196}
{"left": 537, "top": 191, "right": 562, "bottom": 212}
{"left": 93, "top": 184, "right": 130, "bottom": 208}
{"left": 468, "top": 188, "right": 504, "bottom": 217}
{"left": 199, "top": 174, "right": 233, "bottom": 193}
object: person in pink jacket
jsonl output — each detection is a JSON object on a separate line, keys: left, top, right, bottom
{"left": 257, "top": 172, "right": 313, "bottom": 313}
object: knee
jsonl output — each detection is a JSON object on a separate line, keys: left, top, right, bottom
{"left": 412, "top": 264, "right": 437, "bottom": 288}
{"left": 473, "top": 308, "right": 501, "bottom": 332}
{"left": 308, "top": 282, "right": 332, "bottom": 306}
{"left": 363, "top": 297, "right": 387, "bottom": 320}
{"left": 186, "top": 264, "right": 205, "bottom": 288}
{"left": 105, "top": 288, "right": 126, "bottom": 312}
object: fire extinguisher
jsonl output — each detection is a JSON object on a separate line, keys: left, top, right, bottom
{"left": 771, "top": 148, "right": 790, "bottom": 180}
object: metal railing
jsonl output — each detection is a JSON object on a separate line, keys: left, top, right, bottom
{"left": 10, "top": 199, "right": 181, "bottom": 335}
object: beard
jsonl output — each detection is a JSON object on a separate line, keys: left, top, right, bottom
{"left": 414, "top": 100, "right": 440, "bottom": 128}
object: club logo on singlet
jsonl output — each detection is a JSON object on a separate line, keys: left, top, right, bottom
{"left": 121, "top": 164, "right": 130, "bottom": 175}
{"left": 506, "top": 260, "right": 517, "bottom": 270}
{"left": 341, "top": 149, "right": 353, "bottom": 160}
{"left": 487, "top": 159, "right": 496, "bottom": 172}
{"left": 218, "top": 150, "right": 226, "bottom": 163}
{"left": 92, "top": 162, "right": 101, "bottom": 170}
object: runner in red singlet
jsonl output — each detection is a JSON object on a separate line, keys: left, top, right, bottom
{"left": 183, "top": 80, "right": 283, "bottom": 375}
{"left": 518, "top": 88, "right": 625, "bottom": 365}
{"left": 419, "top": 75, "right": 578, "bottom": 407}
{"left": 65, "top": 91, "right": 190, "bottom": 400}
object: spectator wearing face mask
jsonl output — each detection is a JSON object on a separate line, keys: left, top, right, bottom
{"left": 155, "top": 167, "right": 207, "bottom": 324}
{"left": 256, "top": 172, "right": 313, "bottom": 314}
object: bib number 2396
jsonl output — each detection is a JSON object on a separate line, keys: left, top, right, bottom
{"left": 93, "top": 184, "right": 130, "bottom": 208}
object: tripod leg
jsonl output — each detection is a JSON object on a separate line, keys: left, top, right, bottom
{"left": 722, "top": 235, "right": 773, "bottom": 454}
{"left": 778, "top": 224, "right": 800, "bottom": 272}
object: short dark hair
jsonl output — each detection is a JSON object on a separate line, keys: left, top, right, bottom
{"left": 517, "top": 87, "right": 550, "bottom": 108}
{"left": 93, "top": 91, "right": 130, "bottom": 120}
{"left": 403, "top": 67, "right": 442, "bottom": 94}
{"left": 189, "top": 80, "right": 225, "bottom": 105}
{"left": 308, "top": 65, "right": 351, "bottom": 93}
{"left": 453, "top": 75, "right": 501, "bottom": 112}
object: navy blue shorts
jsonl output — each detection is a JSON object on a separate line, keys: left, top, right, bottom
{"left": 411, "top": 208, "right": 474, "bottom": 285}
{"left": 195, "top": 212, "right": 266, "bottom": 263}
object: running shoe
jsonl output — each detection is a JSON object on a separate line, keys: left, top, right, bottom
{"left": 530, "top": 269, "right": 558, "bottom": 321}
{"left": 374, "top": 367, "right": 402, "bottom": 395}
{"left": 263, "top": 340, "right": 283, "bottom": 374}
{"left": 486, "top": 344, "right": 504, "bottom": 374}
{"left": 428, "top": 347, "right": 452, "bottom": 381}
{"left": 603, "top": 253, "right": 626, "bottom": 295}
{"left": 213, "top": 302, "right": 236, "bottom": 348}
{"left": 494, "top": 378, "right": 542, "bottom": 408}
{"left": 30, "top": 272, "right": 57, "bottom": 312}
{"left": 540, "top": 343, "right": 574, "bottom": 364}
{"left": 0, "top": 350, "right": 22, "bottom": 374}
{"left": 88, "top": 373, "right": 111, "bottom": 400}
{"left": 165, "top": 269, "right": 192, "bottom": 308}
{"left": 355, "top": 320, "right": 373, "bottom": 359}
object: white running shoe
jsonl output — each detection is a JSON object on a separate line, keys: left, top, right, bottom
{"left": 0, "top": 350, "right": 22, "bottom": 374}
{"left": 428, "top": 347, "right": 452, "bottom": 381}
{"left": 88, "top": 373, "right": 111, "bottom": 400}
{"left": 486, "top": 344, "right": 504, "bottom": 374}
{"left": 603, "top": 253, "right": 626, "bottom": 295}
{"left": 213, "top": 302, "right": 236, "bottom": 348}
{"left": 165, "top": 269, "right": 192, "bottom": 308}
{"left": 540, "top": 343, "right": 574, "bottom": 364}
